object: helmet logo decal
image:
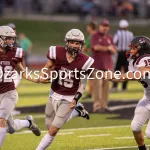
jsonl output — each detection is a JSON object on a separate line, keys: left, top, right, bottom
{"left": 139, "top": 38, "right": 146, "bottom": 44}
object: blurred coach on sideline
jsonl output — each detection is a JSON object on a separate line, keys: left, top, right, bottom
{"left": 111, "top": 19, "right": 134, "bottom": 92}
{"left": 91, "top": 19, "right": 116, "bottom": 113}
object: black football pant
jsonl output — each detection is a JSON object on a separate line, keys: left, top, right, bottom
{"left": 112, "top": 51, "right": 128, "bottom": 90}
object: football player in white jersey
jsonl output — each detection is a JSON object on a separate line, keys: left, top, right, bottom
{"left": 105, "top": 36, "right": 150, "bottom": 150}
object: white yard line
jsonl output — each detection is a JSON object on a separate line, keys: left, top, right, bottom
{"left": 108, "top": 104, "right": 136, "bottom": 111}
{"left": 60, "top": 125, "right": 130, "bottom": 132}
{"left": 79, "top": 134, "right": 110, "bottom": 138}
{"left": 115, "top": 136, "right": 146, "bottom": 140}
{"left": 13, "top": 125, "right": 131, "bottom": 135}
{"left": 87, "top": 145, "right": 150, "bottom": 150}
{"left": 15, "top": 131, "right": 74, "bottom": 135}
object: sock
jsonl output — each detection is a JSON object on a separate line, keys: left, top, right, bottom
{"left": 0, "top": 127, "right": 7, "bottom": 147}
{"left": 14, "top": 119, "right": 30, "bottom": 130}
{"left": 67, "top": 109, "right": 79, "bottom": 121}
{"left": 36, "top": 133, "right": 55, "bottom": 150}
{"left": 138, "top": 145, "right": 147, "bottom": 150}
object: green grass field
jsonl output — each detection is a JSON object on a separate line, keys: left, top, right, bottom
{"left": 0, "top": 19, "right": 149, "bottom": 150}
{"left": 2, "top": 113, "right": 149, "bottom": 150}
{"left": 17, "top": 79, "right": 143, "bottom": 107}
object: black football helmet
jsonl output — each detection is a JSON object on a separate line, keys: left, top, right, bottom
{"left": 126, "top": 36, "right": 150, "bottom": 60}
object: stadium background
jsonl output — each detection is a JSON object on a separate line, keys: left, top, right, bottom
{"left": 1, "top": 0, "right": 150, "bottom": 150}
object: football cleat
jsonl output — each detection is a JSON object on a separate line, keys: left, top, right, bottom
{"left": 75, "top": 103, "right": 90, "bottom": 120}
{"left": 26, "top": 115, "right": 41, "bottom": 136}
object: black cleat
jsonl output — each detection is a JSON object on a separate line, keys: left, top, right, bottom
{"left": 26, "top": 115, "right": 41, "bottom": 136}
{"left": 75, "top": 103, "right": 90, "bottom": 120}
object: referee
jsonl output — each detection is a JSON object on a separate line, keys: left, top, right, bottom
{"left": 111, "top": 19, "right": 134, "bottom": 92}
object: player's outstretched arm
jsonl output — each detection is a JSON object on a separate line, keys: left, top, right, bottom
{"left": 39, "top": 60, "right": 54, "bottom": 83}
{"left": 138, "top": 66, "right": 150, "bottom": 75}
{"left": 104, "top": 71, "right": 136, "bottom": 82}
{"left": 16, "top": 62, "right": 38, "bottom": 83}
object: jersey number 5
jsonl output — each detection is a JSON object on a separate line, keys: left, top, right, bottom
{"left": 58, "top": 70, "right": 74, "bottom": 88}
{"left": 144, "top": 59, "right": 150, "bottom": 66}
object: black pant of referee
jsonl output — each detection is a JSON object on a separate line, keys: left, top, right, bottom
{"left": 112, "top": 51, "right": 128, "bottom": 91}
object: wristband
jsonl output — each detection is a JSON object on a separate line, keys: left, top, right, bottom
{"left": 74, "top": 92, "right": 82, "bottom": 103}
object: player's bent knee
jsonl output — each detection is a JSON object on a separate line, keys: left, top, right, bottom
{"left": 131, "top": 120, "right": 142, "bottom": 132}
{"left": 45, "top": 117, "right": 53, "bottom": 130}
{"left": 0, "top": 118, "right": 6, "bottom": 127}
{"left": 48, "top": 125, "right": 59, "bottom": 136}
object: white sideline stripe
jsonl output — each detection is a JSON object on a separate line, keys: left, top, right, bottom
{"left": 87, "top": 145, "right": 150, "bottom": 150}
{"left": 15, "top": 131, "right": 74, "bottom": 135}
{"left": 79, "top": 134, "right": 110, "bottom": 138}
{"left": 60, "top": 125, "right": 130, "bottom": 132}
{"left": 108, "top": 104, "right": 136, "bottom": 111}
{"left": 115, "top": 136, "right": 146, "bottom": 140}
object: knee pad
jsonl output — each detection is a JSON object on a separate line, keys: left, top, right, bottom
{"left": 52, "top": 117, "right": 66, "bottom": 129}
{"left": 131, "top": 120, "right": 142, "bottom": 132}
{"left": 45, "top": 116, "right": 52, "bottom": 130}
{"left": 145, "top": 128, "right": 150, "bottom": 139}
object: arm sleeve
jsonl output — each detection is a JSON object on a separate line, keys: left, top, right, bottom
{"left": 15, "top": 48, "right": 24, "bottom": 62}
{"left": 77, "top": 75, "right": 88, "bottom": 94}
{"left": 82, "top": 57, "right": 94, "bottom": 72}
{"left": 46, "top": 46, "right": 57, "bottom": 63}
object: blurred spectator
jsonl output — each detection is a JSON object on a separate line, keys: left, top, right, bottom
{"left": 14, "top": 0, "right": 32, "bottom": 15}
{"left": 79, "top": 0, "right": 94, "bottom": 19}
{"left": 58, "top": 0, "right": 70, "bottom": 14}
{"left": 130, "top": 0, "right": 139, "bottom": 17}
{"left": 91, "top": 19, "right": 116, "bottom": 113}
{"left": 111, "top": 19, "right": 133, "bottom": 92}
{"left": 109, "top": 0, "right": 118, "bottom": 16}
{"left": 5, "top": 0, "right": 14, "bottom": 7}
{"left": 18, "top": 33, "right": 32, "bottom": 66}
{"left": 32, "top": 0, "right": 42, "bottom": 13}
{"left": 0, "top": 0, "right": 4, "bottom": 16}
{"left": 92, "top": 0, "right": 104, "bottom": 19}
{"left": 147, "top": 0, "right": 150, "bottom": 18}
{"left": 117, "top": 0, "right": 134, "bottom": 17}
{"left": 82, "top": 21, "right": 97, "bottom": 99}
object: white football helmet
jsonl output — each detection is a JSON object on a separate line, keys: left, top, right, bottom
{"left": 65, "top": 29, "right": 85, "bottom": 44}
{"left": 0, "top": 26, "right": 16, "bottom": 50}
{"left": 65, "top": 29, "right": 85, "bottom": 57}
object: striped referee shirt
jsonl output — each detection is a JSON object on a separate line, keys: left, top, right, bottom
{"left": 113, "top": 29, "right": 134, "bottom": 51}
